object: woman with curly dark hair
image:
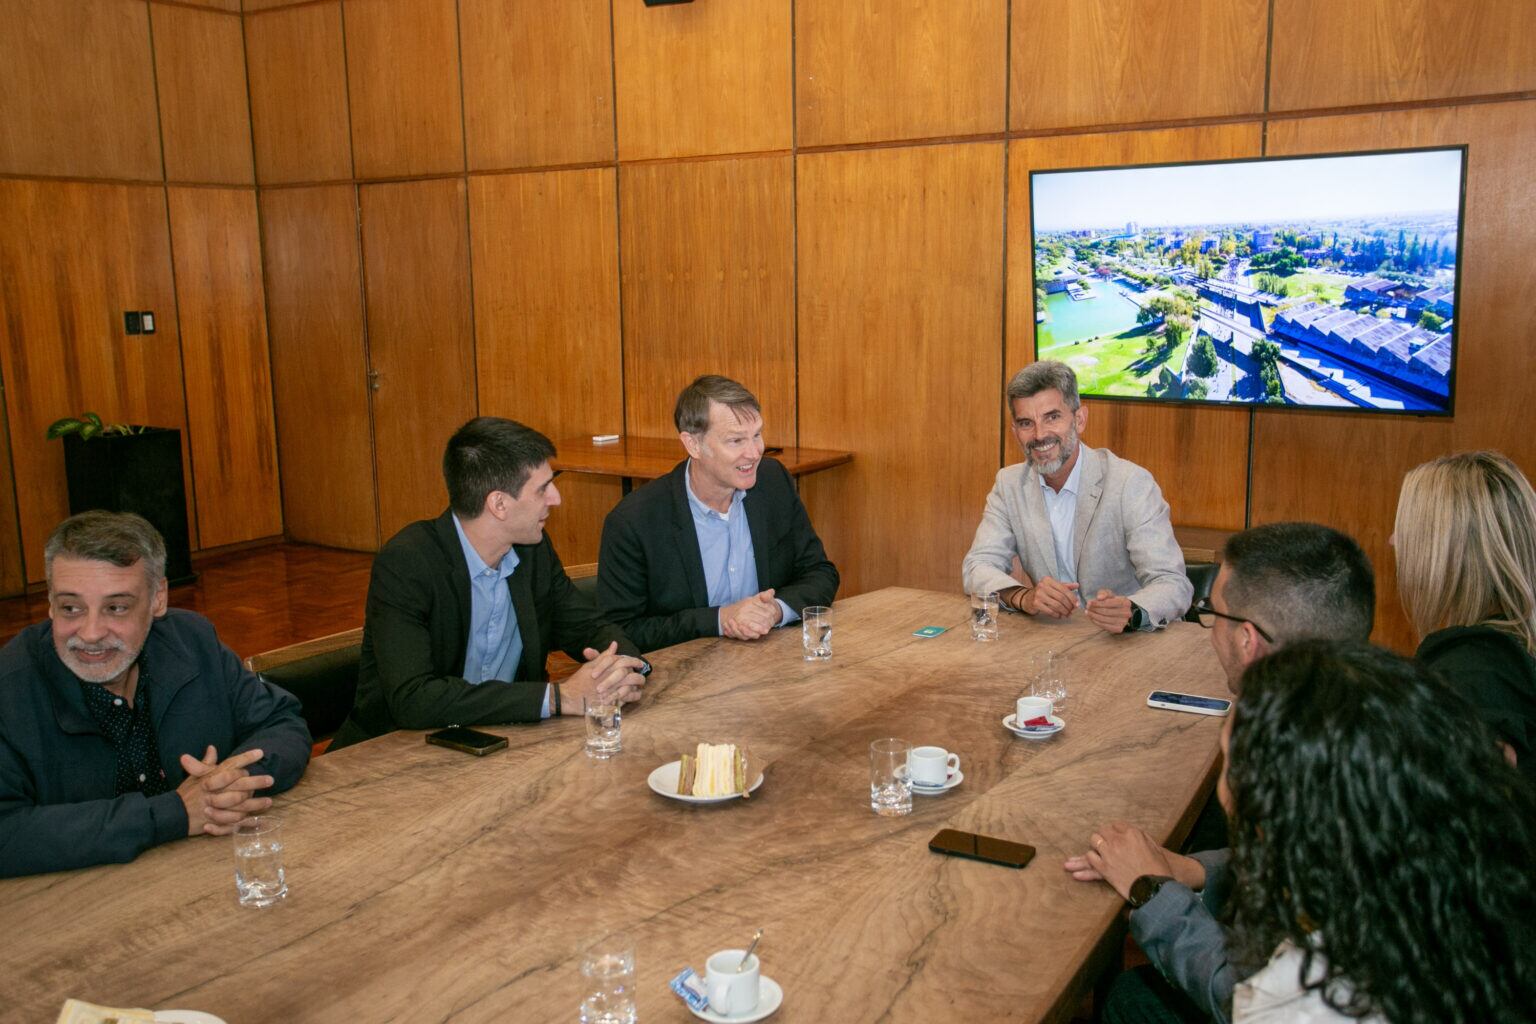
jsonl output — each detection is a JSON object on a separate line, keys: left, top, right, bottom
{"left": 1222, "top": 640, "right": 1536, "bottom": 1023}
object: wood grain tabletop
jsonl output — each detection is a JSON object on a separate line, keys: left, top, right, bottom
{"left": 1, "top": 587, "right": 1228, "bottom": 1023}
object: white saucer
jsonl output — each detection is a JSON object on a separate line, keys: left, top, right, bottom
{"left": 1003, "top": 712, "right": 1065, "bottom": 739}
{"left": 648, "top": 760, "right": 765, "bottom": 803}
{"left": 911, "top": 769, "right": 963, "bottom": 795}
{"left": 156, "top": 1013, "right": 228, "bottom": 1024}
{"left": 687, "top": 976, "right": 784, "bottom": 1022}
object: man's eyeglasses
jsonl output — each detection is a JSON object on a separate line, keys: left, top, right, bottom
{"left": 1191, "top": 597, "right": 1274, "bottom": 644}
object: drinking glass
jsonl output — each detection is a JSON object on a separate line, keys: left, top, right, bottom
{"left": 584, "top": 697, "right": 622, "bottom": 759}
{"left": 869, "top": 738, "right": 913, "bottom": 816}
{"left": 578, "top": 934, "right": 638, "bottom": 1024}
{"left": 1033, "top": 650, "right": 1069, "bottom": 713}
{"left": 969, "top": 591, "right": 1000, "bottom": 641}
{"left": 802, "top": 606, "right": 833, "bottom": 661}
{"left": 233, "top": 816, "right": 287, "bottom": 908}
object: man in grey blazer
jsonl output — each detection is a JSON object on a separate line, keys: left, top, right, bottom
{"left": 962, "top": 360, "right": 1192, "bottom": 632}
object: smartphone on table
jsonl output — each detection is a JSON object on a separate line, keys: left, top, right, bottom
{"left": 928, "top": 828, "right": 1036, "bottom": 869}
{"left": 425, "top": 725, "right": 508, "bottom": 755}
{"left": 1146, "top": 691, "right": 1232, "bottom": 716}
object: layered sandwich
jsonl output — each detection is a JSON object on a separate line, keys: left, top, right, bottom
{"left": 677, "top": 742, "right": 748, "bottom": 799}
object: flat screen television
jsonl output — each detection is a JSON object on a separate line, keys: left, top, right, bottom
{"left": 1028, "top": 146, "right": 1467, "bottom": 415}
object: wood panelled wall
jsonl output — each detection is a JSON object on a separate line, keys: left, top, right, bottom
{"left": 0, "top": 0, "right": 281, "bottom": 589}
{"left": 4, "top": 0, "right": 1533, "bottom": 653}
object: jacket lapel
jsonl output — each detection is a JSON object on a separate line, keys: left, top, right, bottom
{"left": 1022, "top": 466, "right": 1060, "bottom": 579}
{"left": 745, "top": 485, "right": 770, "bottom": 587}
{"left": 670, "top": 461, "right": 710, "bottom": 607}
{"left": 433, "top": 510, "right": 474, "bottom": 672}
{"left": 1071, "top": 446, "right": 1106, "bottom": 580}
{"left": 506, "top": 552, "right": 538, "bottom": 681}
{"left": 144, "top": 616, "right": 198, "bottom": 733}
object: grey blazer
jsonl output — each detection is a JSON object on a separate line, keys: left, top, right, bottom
{"left": 961, "top": 444, "right": 1193, "bottom": 627}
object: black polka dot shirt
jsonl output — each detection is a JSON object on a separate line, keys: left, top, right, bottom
{"left": 80, "top": 664, "right": 172, "bottom": 798}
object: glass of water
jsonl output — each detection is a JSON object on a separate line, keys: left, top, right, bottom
{"left": 233, "top": 815, "right": 287, "bottom": 908}
{"left": 579, "top": 934, "right": 638, "bottom": 1024}
{"left": 1033, "top": 650, "right": 1069, "bottom": 713}
{"left": 584, "top": 697, "right": 622, "bottom": 759}
{"left": 803, "top": 605, "right": 833, "bottom": 661}
{"left": 869, "top": 737, "right": 913, "bottom": 816}
{"left": 969, "top": 591, "right": 1000, "bottom": 641}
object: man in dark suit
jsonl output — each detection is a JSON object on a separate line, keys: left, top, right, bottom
{"left": 597, "top": 375, "right": 838, "bottom": 653}
{"left": 331, "top": 418, "right": 649, "bottom": 749}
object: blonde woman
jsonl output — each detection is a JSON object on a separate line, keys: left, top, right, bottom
{"left": 1393, "top": 450, "right": 1536, "bottom": 784}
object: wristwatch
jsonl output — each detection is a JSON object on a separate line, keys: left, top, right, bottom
{"left": 1122, "top": 602, "right": 1147, "bottom": 633}
{"left": 1127, "top": 873, "right": 1174, "bottom": 909}
{"left": 636, "top": 656, "right": 653, "bottom": 677}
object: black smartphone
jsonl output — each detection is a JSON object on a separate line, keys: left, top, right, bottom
{"left": 928, "top": 828, "right": 1037, "bottom": 869}
{"left": 425, "top": 725, "right": 508, "bottom": 756}
{"left": 1147, "top": 690, "right": 1233, "bottom": 717}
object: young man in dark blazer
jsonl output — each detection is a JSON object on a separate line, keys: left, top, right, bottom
{"left": 332, "top": 418, "right": 649, "bottom": 749}
{"left": 597, "top": 376, "right": 839, "bottom": 653}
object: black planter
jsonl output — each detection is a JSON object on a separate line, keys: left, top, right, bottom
{"left": 62, "top": 427, "right": 196, "bottom": 585}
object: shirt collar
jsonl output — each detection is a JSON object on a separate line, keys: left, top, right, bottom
{"left": 1038, "top": 448, "right": 1085, "bottom": 498}
{"left": 451, "top": 513, "right": 518, "bottom": 582}
{"left": 684, "top": 461, "right": 744, "bottom": 522}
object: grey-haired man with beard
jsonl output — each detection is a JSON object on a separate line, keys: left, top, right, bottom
{"left": 0, "top": 511, "right": 311, "bottom": 877}
{"left": 962, "top": 361, "right": 1192, "bottom": 632}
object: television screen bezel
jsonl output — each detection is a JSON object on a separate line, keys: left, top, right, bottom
{"left": 1026, "top": 144, "right": 1470, "bottom": 418}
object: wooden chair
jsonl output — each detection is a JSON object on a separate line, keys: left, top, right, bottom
{"left": 245, "top": 627, "right": 363, "bottom": 755}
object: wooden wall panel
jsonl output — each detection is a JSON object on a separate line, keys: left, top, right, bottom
{"left": 469, "top": 169, "right": 622, "bottom": 563}
{"left": 797, "top": 143, "right": 1005, "bottom": 597}
{"left": 168, "top": 0, "right": 239, "bottom": 11}
{"left": 260, "top": 185, "right": 380, "bottom": 551}
{"left": 1010, "top": 0, "right": 1267, "bottom": 132}
{"left": 612, "top": 0, "right": 791, "bottom": 160}
{"left": 795, "top": 0, "right": 1007, "bottom": 147}
{"left": 359, "top": 179, "right": 478, "bottom": 541}
{"left": 152, "top": 4, "right": 254, "bottom": 184}
{"left": 619, "top": 156, "right": 795, "bottom": 442}
{"left": 1257, "top": 100, "right": 1536, "bottom": 651}
{"left": 244, "top": 2, "right": 354, "bottom": 184}
{"left": 460, "top": 0, "right": 614, "bottom": 171}
{"left": 167, "top": 188, "right": 282, "bottom": 548}
{"left": 344, "top": 0, "right": 465, "bottom": 179}
{"left": 0, "top": 383, "right": 27, "bottom": 594}
{"left": 0, "top": 0, "right": 161, "bottom": 180}
{"left": 0, "top": 181, "right": 192, "bottom": 581}
{"left": 1271, "top": 0, "right": 1536, "bottom": 111}
{"left": 1005, "top": 125, "right": 1263, "bottom": 531}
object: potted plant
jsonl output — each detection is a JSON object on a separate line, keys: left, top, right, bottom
{"left": 46, "top": 413, "right": 196, "bottom": 584}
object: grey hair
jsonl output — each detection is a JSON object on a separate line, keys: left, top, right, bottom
{"left": 1006, "top": 360, "right": 1081, "bottom": 411}
{"left": 673, "top": 375, "right": 761, "bottom": 435}
{"left": 45, "top": 510, "right": 168, "bottom": 586}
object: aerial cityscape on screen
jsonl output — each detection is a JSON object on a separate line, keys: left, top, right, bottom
{"left": 1030, "top": 149, "right": 1464, "bottom": 413}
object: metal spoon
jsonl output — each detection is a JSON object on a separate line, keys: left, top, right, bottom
{"left": 737, "top": 928, "right": 763, "bottom": 972}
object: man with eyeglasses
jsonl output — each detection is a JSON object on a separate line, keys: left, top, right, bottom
{"left": 1062, "top": 522, "right": 1374, "bottom": 1024}
{"left": 331, "top": 418, "right": 650, "bottom": 749}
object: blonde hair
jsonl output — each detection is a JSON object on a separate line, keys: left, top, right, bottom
{"left": 1394, "top": 451, "right": 1536, "bottom": 653}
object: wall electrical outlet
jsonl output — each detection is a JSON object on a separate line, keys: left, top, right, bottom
{"left": 124, "top": 311, "right": 142, "bottom": 335}
{"left": 141, "top": 311, "right": 156, "bottom": 334}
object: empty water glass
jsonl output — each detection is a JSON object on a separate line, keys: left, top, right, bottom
{"left": 233, "top": 816, "right": 287, "bottom": 908}
{"left": 584, "top": 697, "right": 622, "bottom": 759}
{"left": 869, "top": 737, "right": 913, "bottom": 816}
{"left": 579, "top": 934, "right": 638, "bottom": 1024}
{"left": 1033, "top": 650, "right": 1069, "bottom": 713}
{"left": 803, "top": 605, "right": 833, "bottom": 661}
{"left": 970, "top": 591, "right": 1000, "bottom": 641}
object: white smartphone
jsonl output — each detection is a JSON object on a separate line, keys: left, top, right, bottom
{"left": 1147, "top": 690, "right": 1232, "bottom": 716}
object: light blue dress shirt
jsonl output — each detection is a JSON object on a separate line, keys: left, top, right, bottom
{"left": 1039, "top": 452, "right": 1085, "bottom": 606}
{"left": 684, "top": 462, "right": 797, "bottom": 634}
{"left": 452, "top": 514, "right": 549, "bottom": 718}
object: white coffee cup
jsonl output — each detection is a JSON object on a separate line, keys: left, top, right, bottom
{"left": 1016, "top": 694, "right": 1054, "bottom": 724}
{"left": 908, "top": 745, "right": 960, "bottom": 787}
{"left": 705, "top": 949, "right": 760, "bottom": 1016}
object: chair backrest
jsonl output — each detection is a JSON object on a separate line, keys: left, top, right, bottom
{"left": 1183, "top": 562, "right": 1218, "bottom": 623}
{"left": 245, "top": 627, "right": 363, "bottom": 744}
{"left": 566, "top": 561, "right": 599, "bottom": 602}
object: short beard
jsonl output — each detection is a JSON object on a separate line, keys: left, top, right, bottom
{"left": 61, "top": 637, "right": 137, "bottom": 685}
{"left": 1027, "top": 430, "right": 1078, "bottom": 478}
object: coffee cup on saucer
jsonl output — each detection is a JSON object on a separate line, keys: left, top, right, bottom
{"left": 705, "top": 949, "right": 760, "bottom": 1017}
{"left": 908, "top": 746, "right": 960, "bottom": 787}
{"left": 1016, "top": 694, "right": 1053, "bottom": 724}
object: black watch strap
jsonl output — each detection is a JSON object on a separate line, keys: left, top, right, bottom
{"left": 636, "top": 657, "right": 653, "bottom": 677}
{"left": 1122, "top": 602, "right": 1147, "bottom": 633}
{"left": 1127, "top": 873, "right": 1174, "bottom": 909}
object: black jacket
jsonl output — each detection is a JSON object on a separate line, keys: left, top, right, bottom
{"left": 1418, "top": 624, "right": 1536, "bottom": 788}
{"left": 0, "top": 609, "right": 311, "bottom": 877}
{"left": 332, "top": 511, "right": 637, "bottom": 749}
{"left": 596, "top": 458, "right": 839, "bottom": 652}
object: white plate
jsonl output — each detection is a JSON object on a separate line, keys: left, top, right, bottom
{"left": 648, "top": 760, "right": 765, "bottom": 803}
{"left": 911, "top": 769, "right": 963, "bottom": 795}
{"left": 1003, "top": 713, "right": 1064, "bottom": 739}
{"left": 687, "top": 976, "right": 784, "bottom": 1023}
{"left": 156, "top": 1013, "right": 228, "bottom": 1024}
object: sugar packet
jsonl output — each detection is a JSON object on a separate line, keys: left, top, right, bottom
{"left": 668, "top": 966, "right": 710, "bottom": 1013}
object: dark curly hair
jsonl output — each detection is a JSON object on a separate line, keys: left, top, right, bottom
{"left": 1226, "top": 640, "right": 1536, "bottom": 1023}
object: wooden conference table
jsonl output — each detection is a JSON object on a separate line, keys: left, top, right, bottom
{"left": 1, "top": 588, "right": 1227, "bottom": 1023}
{"left": 551, "top": 434, "right": 853, "bottom": 493}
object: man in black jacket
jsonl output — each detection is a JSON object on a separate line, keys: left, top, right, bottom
{"left": 0, "top": 511, "right": 311, "bottom": 877}
{"left": 332, "top": 418, "right": 648, "bottom": 749}
{"left": 597, "top": 376, "right": 839, "bottom": 653}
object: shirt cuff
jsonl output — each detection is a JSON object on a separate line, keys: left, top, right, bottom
{"left": 541, "top": 685, "right": 552, "bottom": 720}
{"left": 776, "top": 599, "right": 798, "bottom": 627}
